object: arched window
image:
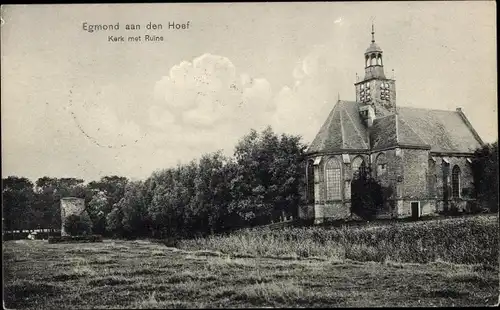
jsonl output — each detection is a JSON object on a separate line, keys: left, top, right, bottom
{"left": 306, "top": 160, "right": 315, "bottom": 203}
{"left": 375, "top": 153, "right": 388, "bottom": 179}
{"left": 452, "top": 165, "right": 461, "bottom": 198}
{"left": 352, "top": 156, "right": 366, "bottom": 179}
{"left": 325, "top": 158, "right": 342, "bottom": 200}
{"left": 365, "top": 55, "right": 369, "bottom": 68}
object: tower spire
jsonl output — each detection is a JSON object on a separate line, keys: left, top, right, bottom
{"left": 371, "top": 22, "right": 375, "bottom": 43}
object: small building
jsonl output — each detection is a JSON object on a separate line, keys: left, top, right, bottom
{"left": 300, "top": 25, "right": 484, "bottom": 224}
{"left": 60, "top": 197, "right": 86, "bottom": 236}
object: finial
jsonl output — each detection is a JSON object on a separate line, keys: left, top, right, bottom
{"left": 338, "top": 92, "right": 340, "bottom": 102}
{"left": 371, "top": 22, "right": 375, "bottom": 43}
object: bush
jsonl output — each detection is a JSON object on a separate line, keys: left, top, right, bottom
{"left": 350, "top": 168, "right": 390, "bottom": 220}
{"left": 472, "top": 142, "right": 498, "bottom": 212}
{"left": 48, "top": 235, "right": 103, "bottom": 243}
{"left": 64, "top": 214, "right": 93, "bottom": 236}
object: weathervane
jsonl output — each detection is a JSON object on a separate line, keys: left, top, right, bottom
{"left": 370, "top": 16, "right": 376, "bottom": 43}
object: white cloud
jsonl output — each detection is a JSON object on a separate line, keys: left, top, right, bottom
{"left": 150, "top": 53, "right": 276, "bottom": 160}
{"left": 270, "top": 46, "right": 337, "bottom": 142}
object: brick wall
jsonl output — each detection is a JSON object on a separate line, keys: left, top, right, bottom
{"left": 401, "top": 149, "right": 429, "bottom": 200}
{"left": 372, "top": 149, "right": 402, "bottom": 199}
{"left": 321, "top": 202, "right": 350, "bottom": 219}
{"left": 433, "top": 155, "right": 475, "bottom": 212}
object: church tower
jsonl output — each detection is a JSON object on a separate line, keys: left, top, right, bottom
{"left": 355, "top": 23, "right": 397, "bottom": 121}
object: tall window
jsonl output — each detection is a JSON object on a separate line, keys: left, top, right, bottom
{"left": 452, "top": 165, "right": 461, "bottom": 198}
{"left": 376, "top": 153, "right": 388, "bottom": 179}
{"left": 325, "top": 158, "right": 342, "bottom": 200}
{"left": 352, "top": 156, "right": 366, "bottom": 178}
{"left": 306, "top": 160, "right": 315, "bottom": 203}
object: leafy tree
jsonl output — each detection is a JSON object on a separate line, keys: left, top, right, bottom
{"left": 188, "top": 152, "right": 235, "bottom": 234}
{"left": 232, "top": 127, "right": 306, "bottom": 225}
{"left": 87, "top": 176, "right": 129, "bottom": 233}
{"left": 472, "top": 142, "right": 498, "bottom": 212}
{"left": 86, "top": 191, "right": 108, "bottom": 235}
{"left": 106, "top": 206, "right": 124, "bottom": 237}
{"left": 146, "top": 167, "right": 190, "bottom": 238}
{"left": 350, "top": 167, "right": 389, "bottom": 220}
{"left": 2, "top": 176, "right": 35, "bottom": 231}
{"left": 64, "top": 214, "right": 93, "bottom": 236}
{"left": 34, "top": 177, "right": 86, "bottom": 230}
{"left": 117, "top": 181, "right": 150, "bottom": 238}
{"left": 87, "top": 176, "right": 128, "bottom": 208}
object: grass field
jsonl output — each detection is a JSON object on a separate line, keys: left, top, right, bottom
{"left": 180, "top": 214, "right": 499, "bottom": 265}
{"left": 4, "top": 215, "right": 499, "bottom": 308}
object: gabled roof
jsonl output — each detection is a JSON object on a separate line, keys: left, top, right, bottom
{"left": 370, "top": 115, "right": 398, "bottom": 150}
{"left": 371, "top": 114, "right": 430, "bottom": 151}
{"left": 396, "top": 106, "right": 483, "bottom": 153}
{"left": 308, "top": 101, "right": 483, "bottom": 154}
{"left": 307, "top": 101, "right": 369, "bottom": 154}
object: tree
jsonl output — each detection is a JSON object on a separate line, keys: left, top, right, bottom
{"left": 2, "top": 176, "right": 35, "bottom": 231}
{"left": 117, "top": 181, "right": 150, "bottom": 238}
{"left": 87, "top": 176, "right": 129, "bottom": 208}
{"left": 472, "top": 142, "right": 498, "bottom": 212}
{"left": 350, "top": 167, "right": 389, "bottom": 220}
{"left": 87, "top": 176, "right": 129, "bottom": 234}
{"left": 86, "top": 191, "right": 108, "bottom": 235}
{"left": 64, "top": 214, "right": 93, "bottom": 236}
{"left": 34, "top": 177, "right": 86, "bottom": 230}
{"left": 188, "top": 152, "right": 235, "bottom": 234}
{"left": 232, "top": 127, "right": 307, "bottom": 226}
{"left": 146, "top": 167, "right": 191, "bottom": 238}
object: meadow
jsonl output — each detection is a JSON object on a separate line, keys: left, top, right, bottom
{"left": 4, "top": 214, "right": 499, "bottom": 308}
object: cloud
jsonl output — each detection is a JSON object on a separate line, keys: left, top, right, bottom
{"left": 150, "top": 53, "right": 276, "bottom": 161}
{"left": 270, "top": 46, "right": 336, "bottom": 142}
{"left": 153, "top": 54, "right": 241, "bottom": 121}
{"left": 151, "top": 49, "right": 341, "bottom": 151}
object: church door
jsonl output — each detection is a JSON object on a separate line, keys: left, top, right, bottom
{"left": 411, "top": 202, "right": 420, "bottom": 220}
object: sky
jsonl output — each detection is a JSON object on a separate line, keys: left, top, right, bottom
{"left": 1, "top": 2, "right": 497, "bottom": 182}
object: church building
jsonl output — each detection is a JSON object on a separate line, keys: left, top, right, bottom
{"left": 299, "top": 25, "right": 484, "bottom": 224}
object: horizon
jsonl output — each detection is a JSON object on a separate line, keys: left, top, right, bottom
{"left": 2, "top": 2, "right": 497, "bottom": 183}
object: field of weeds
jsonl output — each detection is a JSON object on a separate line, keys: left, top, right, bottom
{"left": 3, "top": 215, "right": 499, "bottom": 308}
{"left": 180, "top": 214, "right": 499, "bottom": 266}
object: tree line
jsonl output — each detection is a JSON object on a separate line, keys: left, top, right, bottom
{"left": 3, "top": 127, "right": 307, "bottom": 238}
{"left": 2, "top": 126, "right": 497, "bottom": 239}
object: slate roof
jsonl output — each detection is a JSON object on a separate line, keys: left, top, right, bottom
{"left": 308, "top": 101, "right": 369, "bottom": 153}
{"left": 396, "top": 106, "right": 483, "bottom": 153}
{"left": 307, "top": 101, "right": 483, "bottom": 154}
